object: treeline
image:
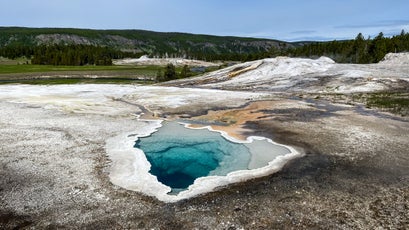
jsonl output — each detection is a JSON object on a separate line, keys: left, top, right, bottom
{"left": 0, "top": 44, "right": 33, "bottom": 59}
{"left": 31, "top": 45, "right": 120, "bottom": 65}
{"left": 283, "top": 30, "right": 409, "bottom": 63}
{"left": 147, "top": 41, "right": 281, "bottom": 62}
{"left": 156, "top": 64, "right": 192, "bottom": 82}
{"left": 0, "top": 44, "right": 141, "bottom": 66}
{"left": 148, "top": 31, "right": 409, "bottom": 63}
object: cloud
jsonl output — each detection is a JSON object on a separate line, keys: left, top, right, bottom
{"left": 335, "top": 19, "right": 409, "bottom": 29}
{"left": 290, "top": 30, "right": 317, "bottom": 35}
{"left": 285, "top": 35, "right": 351, "bottom": 42}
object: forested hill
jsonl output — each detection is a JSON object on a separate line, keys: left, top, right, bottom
{"left": 1, "top": 27, "right": 408, "bottom": 65}
{"left": 0, "top": 27, "right": 295, "bottom": 61}
{"left": 285, "top": 31, "right": 409, "bottom": 63}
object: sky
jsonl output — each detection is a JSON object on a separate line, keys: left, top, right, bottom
{"left": 1, "top": 0, "right": 409, "bottom": 41}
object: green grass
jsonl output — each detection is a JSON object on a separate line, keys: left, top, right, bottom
{"left": 365, "top": 92, "right": 409, "bottom": 116}
{"left": 0, "top": 63, "right": 212, "bottom": 85}
{"left": 367, "top": 94, "right": 409, "bottom": 108}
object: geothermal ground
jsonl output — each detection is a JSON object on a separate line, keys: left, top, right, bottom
{"left": 1, "top": 54, "right": 408, "bottom": 229}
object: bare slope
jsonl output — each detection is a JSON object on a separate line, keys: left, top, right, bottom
{"left": 113, "top": 55, "right": 219, "bottom": 67}
{"left": 165, "top": 53, "right": 409, "bottom": 93}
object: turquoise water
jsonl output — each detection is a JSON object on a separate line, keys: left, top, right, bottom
{"left": 134, "top": 122, "right": 251, "bottom": 191}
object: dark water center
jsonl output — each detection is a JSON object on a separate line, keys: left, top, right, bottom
{"left": 134, "top": 122, "right": 251, "bottom": 192}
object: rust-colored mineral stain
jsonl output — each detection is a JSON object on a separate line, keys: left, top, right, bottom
{"left": 188, "top": 101, "right": 281, "bottom": 141}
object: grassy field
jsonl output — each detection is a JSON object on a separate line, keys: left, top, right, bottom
{"left": 0, "top": 58, "right": 215, "bottom": 84}
{"left": 0, "top": 57, "right": 161, "bottom": 75}
{"left": 0, "top": 64, "right": 161, "bottom": 74}
{"left": 365, "top": 92, "right": 409, "bottom": 116}
{"left": 0, "top": 60, "right": 166, "bottom": 83}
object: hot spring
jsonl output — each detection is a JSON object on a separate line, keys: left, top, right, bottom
{"left": 134, "top": 121, "right": 292, "bottom": 194}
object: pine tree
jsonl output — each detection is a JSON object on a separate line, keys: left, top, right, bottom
{"left": 372, "top": 32, "right": 387, "bottom": 62}
{"left": 164, "top": 63, "right": 176, "bottom": 80}
{"left": 179, "top": 65, "right": 191, "bottom": 79}
{"left": 156, "top": 70, "right": 164, "bottom": 82}
{"left": 352, "top": 33, "right": 368, "bottom": 63}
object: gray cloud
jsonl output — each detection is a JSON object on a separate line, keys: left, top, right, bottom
{"left": 290, "top": 30, "right": 317, "bottom": 35}
{"left": 286, "top": 35, "right": 350, "bottom": 42}
{"left": 335, "top": 19, "right": 409, "bottom": 29}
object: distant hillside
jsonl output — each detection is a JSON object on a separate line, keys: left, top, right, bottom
{"left": 2, "top": 27, "right": 406, "bottom": 65}
{"left": 0, "top": 27, "right": 296, "bottom": 60}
